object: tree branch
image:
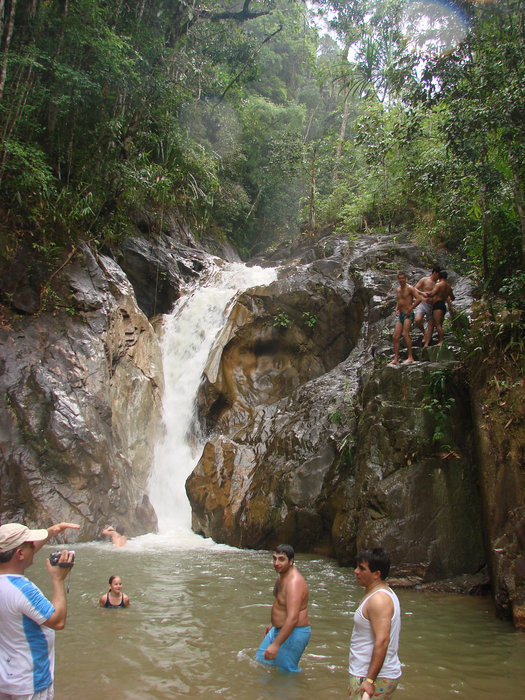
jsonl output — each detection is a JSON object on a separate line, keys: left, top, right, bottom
{"left": 217, "top": 24, "right": 283, "bottom": 103}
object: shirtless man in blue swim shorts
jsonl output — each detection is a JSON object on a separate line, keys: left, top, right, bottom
{"left": 389, "top": 272, "right": 425, "bottom": 366}
{"left": 256, "top": 544, "right": 310, "bottom": 673}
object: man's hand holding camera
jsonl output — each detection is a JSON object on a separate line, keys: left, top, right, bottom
{"left": 45, "top": 524, "right": 78, "bottom": 584}
{"left": 47, "top": 550, "right": 75, "bottom": 581}
{"left": 43, "top": 526, "right": 78, "bottom": 630}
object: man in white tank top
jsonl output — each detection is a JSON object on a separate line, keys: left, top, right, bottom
{"left": 348, "top": 547, "right": 402, "bottom": 698}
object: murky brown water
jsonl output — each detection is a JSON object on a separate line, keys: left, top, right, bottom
{"left": 30, "top": 535, "right": 525, "bottom": 699}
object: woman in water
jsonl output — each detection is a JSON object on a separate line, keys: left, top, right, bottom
{"left": 99, "top": 575, "right": 130, "bottom": 608}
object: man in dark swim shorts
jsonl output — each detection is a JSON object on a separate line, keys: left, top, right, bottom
{"left": 427, "top": 271, "right": 454, "bottom": 346}
{"left": 432, "top": 300, "right": 447, "bottom": 313}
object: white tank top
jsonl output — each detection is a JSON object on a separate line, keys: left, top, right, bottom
{"left": 348, "top": 587, "right": 402, "bottom": 679}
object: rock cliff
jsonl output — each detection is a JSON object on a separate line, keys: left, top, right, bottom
{"left": 0, "top": 244, "right": 165, "bottom": 539}
{"left": 469, "top": 350, "right": 525, "bottom": 628}
{"left": 0, "top": 215, "right": 218, "bottom": 539}
{"left": 187, "top": 232, "right": 485, "bottom": 582}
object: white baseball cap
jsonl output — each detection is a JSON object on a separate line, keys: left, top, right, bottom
{"left": 0, "top": 523, "right": 48, "bottom": 553}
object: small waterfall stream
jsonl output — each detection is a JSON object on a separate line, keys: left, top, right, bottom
{"left": 147, "top": 260, "right": 277, "bottom": 538}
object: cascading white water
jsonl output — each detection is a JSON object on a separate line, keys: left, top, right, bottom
{"left": 148, "top": 261, "right": 277, "bottom": 538}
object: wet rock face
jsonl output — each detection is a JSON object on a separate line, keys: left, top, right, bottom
{"left": 0, "top": 245, "right": 164, "bottom": 539}
{"left": 340, "top": 361, "right": 484, "bottom": 579}
{"left": 197, "top": 267, "right": 366, "bottom": 436}
{"left": 118, "top": 232, "right": 209, "bottom": 318}
{"left": 187, "top": 232, "right": 486, "bottom": 582}
{"left": 469, "top": 357, "right": 525, "bottom": 628}
{"left": 117, "top": 211, "right": 240, "bottom": 319}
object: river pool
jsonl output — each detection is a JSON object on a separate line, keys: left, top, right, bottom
{"left": 30, "top": 533, "right": 525, "bottom": 700}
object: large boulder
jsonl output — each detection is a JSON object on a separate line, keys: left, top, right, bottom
{"left": 0, "top": 244, "right": 164, "bottom": 538}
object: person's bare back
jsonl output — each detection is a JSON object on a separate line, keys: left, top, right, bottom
{"left": 102, "top": 526, "right": 127, "bottom": 548}
{"left": 429, "top": 277, "right": 453, "bottom": 303}
{"left": 427, "top": 271, "right": 455, "bottom": 345}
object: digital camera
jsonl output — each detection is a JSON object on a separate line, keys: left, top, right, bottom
{"left": 49, "top": 550, "right": 75, "bottom": 567}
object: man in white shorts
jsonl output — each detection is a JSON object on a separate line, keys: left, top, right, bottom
{"left": 0, "top": 522, "right": 79, "bottom": 700}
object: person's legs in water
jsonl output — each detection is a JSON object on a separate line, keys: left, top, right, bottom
{"left": 256, "top": 626, "right": 311, "bottom": 673}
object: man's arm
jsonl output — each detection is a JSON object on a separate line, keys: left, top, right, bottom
{"left": 426, "top": 281, "right": 442, "bottom": 305}
{"left": 263, "top": 579, "right": 304, "bottom": 660}
{"left": 34, "top": 522, "right": 80, "bottom": 553}
{"left": 360, "top": 593, "right": 394, "bottom": 697}
{"left": 43, "top": 550, "right": 74, "bottom": 630}
{"left": 394, "top": 287, "right": 400, "bottom": 315}
{"left": 408, "top": 285, "right": 425, "bottom": 307}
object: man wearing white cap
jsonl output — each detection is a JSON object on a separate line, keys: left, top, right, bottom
{"left": 0, "top": 521, "right": 79, "bottom": 700}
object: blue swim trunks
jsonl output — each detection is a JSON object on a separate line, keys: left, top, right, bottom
{"left": 255, "top": 625, "right": 311, "bottom": 673}
{"left": 396, "top": 310, "right": 414, "bottom": 324}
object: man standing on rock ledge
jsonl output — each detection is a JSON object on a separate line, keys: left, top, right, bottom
{"left": 0, "top": 521, "right": 79, "bottom": 700}
{"left": 348, "top": 547, "right": 402, "bottom": 699}
{"left": 390, "top": 272, "right": 425, "bottom": 365}
{"left": 255, "top": 544, "right": 311, "bottom": 673}
{"left": 414, "top": 266, "right": 441, "bottom": 342}
{"left": 426, "top": 270, "right": 455, "bottom": 347}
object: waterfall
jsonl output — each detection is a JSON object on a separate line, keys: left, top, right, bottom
{"left": 148, "top": 261, "right": 277, "bottom": 539}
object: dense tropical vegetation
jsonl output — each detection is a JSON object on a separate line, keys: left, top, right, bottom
{"left": 0, "top": 0, "right": 523, "bottom": 314}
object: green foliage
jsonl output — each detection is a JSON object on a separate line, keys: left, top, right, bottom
{"left": 0, "top": 0, "right": 300, "bottom": 281}
{"left": 499, "top": 271, "right": 525, "bottom": 311}
{"left": 335, "top": 387, "right": 360, "bottom": 466}
{"left": 421, "top": 368, "right": 456, "bottom": 446}
{"left": 273, "top": 311, "right": 291, "bottom": 328}
{"left": 410, "top": 0, "right": 525, "bottom": 281}
{"left": 309, "top": 0, "right": 524, "bottom": 298}
{"left": 302, "top": 311, "right": 317, "bottom": 328}
{"left": 0, "top": 0, "right": 523, "bottom": 301}
{"left": 329, "top": 409, "right": 344, "bottom": 424}
{"left": 457, "top": 301, "right": 524, "bottom": 364}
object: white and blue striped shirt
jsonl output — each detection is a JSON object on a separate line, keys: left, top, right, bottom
{"left": 0, "top": 574, "right": 55, "bottom": 695}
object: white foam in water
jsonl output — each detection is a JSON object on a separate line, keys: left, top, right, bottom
{"left": 147, "top": 261, "right": 277, "bottom": 545}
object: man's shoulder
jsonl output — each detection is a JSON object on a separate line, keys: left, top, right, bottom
{"left": 367, "top": 587, "right": 395, "bottom": 609}
{"left": 0, "top": 573, "right": 30, "bottom": 592}
{"left": 3, "top": 574, "right": 53, "bottom": 616}
{"left": 289, "top": 568, "right": 308, "bottom": 589}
